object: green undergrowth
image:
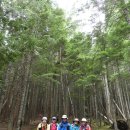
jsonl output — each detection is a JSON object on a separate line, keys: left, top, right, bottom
{"left": 91, "top": 120, "right": 111, "bottom": 130}
{"left": 97, "top": 126, "right": 111, "bottom": 130}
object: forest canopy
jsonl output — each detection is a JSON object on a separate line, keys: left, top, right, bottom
{"left": 0, "top": 0, "right": 130, "bottom": 130}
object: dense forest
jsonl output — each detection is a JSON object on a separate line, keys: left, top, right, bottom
{"left": 0, "top": 0, "right": 130, "bottom": 130}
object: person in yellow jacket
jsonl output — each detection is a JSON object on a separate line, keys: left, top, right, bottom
{"left": 37, "top": 117, "right": 50, "bottom": 130}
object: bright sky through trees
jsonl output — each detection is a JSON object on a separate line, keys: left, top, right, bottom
{"left": 53, "top": 0, "right": 77, "bottom": 12}
{"left": 53, "top": 0, "right": 105, "bottom": 32}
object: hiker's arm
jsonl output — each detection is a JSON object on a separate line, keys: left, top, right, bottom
{"left": 57, "top": 124, "right": 61, "bottom": 130}
{"left": 87, "top": 125, "right": 91, "bottom": 130}
{"left": 70, "top": 125, "right": 73, "bottom": 130}
{"left": 37, "top": 124, "right": 41, "bottom": 130}
{"left": 67, "top": 124, "right": 71, "bottom": 130}
{"left": 47, "top": 124, "right": 50, "bottom": 130}
{"left": 57, "top": 124, "right": 59, "bottom": 130}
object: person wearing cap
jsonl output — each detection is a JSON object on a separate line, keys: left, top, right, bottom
{"left": 50, "top": 117, "right": 58, "bottom": 130}
{"left": 37, "top": 117, "right": 50, "bottom": 130}
{"left": 58, "top": 115, "right": 70, "bottom": 130}
{"left": 70, "top": 118, "right": 80, "bottom": 130}
{"left": 80, "top": 118, "right": 91, "bottom": 130}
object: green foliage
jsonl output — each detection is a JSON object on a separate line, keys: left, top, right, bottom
{"left": 1, "top": 0, "right": 130, "bottom": 99}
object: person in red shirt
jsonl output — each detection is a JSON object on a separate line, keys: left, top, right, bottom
{"left": 80, "top": 118, "right": 91, "bottom": 130}
{"left": 50, "top": 117, "right": 58, "bottom": 130}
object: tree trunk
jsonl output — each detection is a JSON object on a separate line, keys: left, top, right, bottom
{"left": 16, "top": 52, "right": 33, "bottom": 130}
{"left": 103, "top": 68, "right": 113, "bottom": 124}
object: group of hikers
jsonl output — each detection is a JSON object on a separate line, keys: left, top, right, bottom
{"left": 37, "top": 115, "right": 91, "bottom": 130}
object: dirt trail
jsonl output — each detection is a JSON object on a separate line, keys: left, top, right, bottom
{"left": 0, "top": 122, "right": 7, "bottom": 130}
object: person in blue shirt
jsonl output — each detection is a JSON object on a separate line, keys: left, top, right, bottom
{"left": 58, "top": 115, "right": 70, "bottom": 130}
{"left": 71, "top": 118, "right": 80, "bottom": 130}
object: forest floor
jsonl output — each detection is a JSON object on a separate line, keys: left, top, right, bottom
{"left": 0, "top": 122, "right": 37, "bottom": 130}
{"left": 92, "top": 125, "right": 111, "bottom": 130}
{"left": 97, "top": 126, "right": 111, "bottom": 130}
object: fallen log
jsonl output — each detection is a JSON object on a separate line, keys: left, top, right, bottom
{"left": 98, "top": 111, "right": 113, "bottom": 124}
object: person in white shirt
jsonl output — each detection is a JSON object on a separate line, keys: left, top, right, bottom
{"left": 37, "top": 117, "right": 50, "bottom": 130}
